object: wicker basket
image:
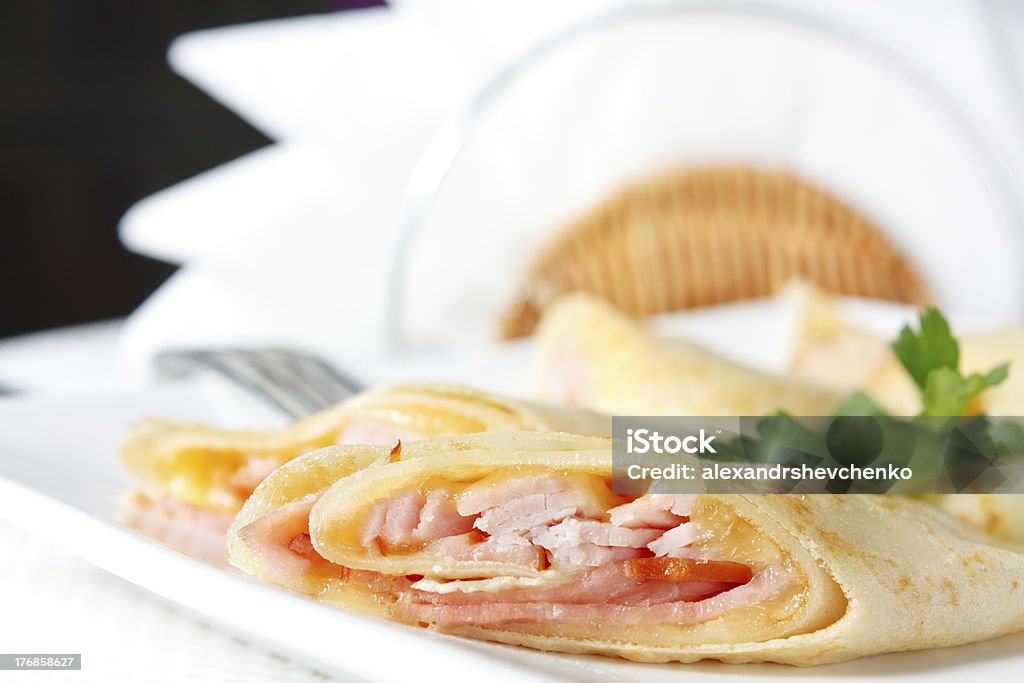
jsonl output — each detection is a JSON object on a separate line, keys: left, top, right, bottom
{"left": 500, "top": 166, "right": 929, "bottom": 338}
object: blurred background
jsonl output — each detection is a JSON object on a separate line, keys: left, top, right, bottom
{"left": 0, "top": 0, "right": 375, "bottom": 338}
{"left": 5, "top": 0, "right": 1024, "bottom": 384}
{"left": 5, "top": 3, "right": 1024, "bottom": 681}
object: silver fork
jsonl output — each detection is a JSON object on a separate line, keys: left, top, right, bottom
{"left": 156, "top": 348, "right": 364, "bottom": 419}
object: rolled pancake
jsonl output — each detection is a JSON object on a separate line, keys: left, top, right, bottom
{"left": 788, "top": 282, "right": 1024, "bottom": 415}
{"left": 927, "top": 494, "right": 1024, "bottom": 546}
{"left": 534, "top": 293, "right": 839, "bottom": 416}
{"left": 787, "top": 285, "right": 1024, "bottom": 545}
{"left": 228, "top": 431, "right": 1024, "bottom": 666}
{"left": 119, "top": 384, "right": 610, "bottom": 523}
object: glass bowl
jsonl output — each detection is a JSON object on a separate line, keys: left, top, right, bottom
{"left": 388, "top": 2, "right": 1024, "bottom": 350}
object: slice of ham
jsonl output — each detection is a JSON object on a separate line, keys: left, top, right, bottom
{"left": 361, "top": 488, "right": 475, "bottom": 551}
{"left": 228, "top": 456, "right": 283, "bottom": 497}
{"left": 473, "top": 492, "right": 587, "bottom": 537}
{"left": 399, "top": 566, "right": 790, "bottom": 627}
{"left": 148, "top": 495, "right": 233, "bottom": 533}
{"left": 416, "top": 489, "right": 476, "bottom": 540}
{"left": 608, "top": 495, "right": 694, "bottom": 529}
{"left": 540, "top": 338, "right": 592, "bottom": 405}
{"left": 457, "top": 473, "right": 610, "bottom": 519}
{"left": 360, "top": 499, "right": 389, "bottom": 550}
{"left": 647, "top": 523, "right": 697, "bottom": 558}
{"left": 426, "top": 533, "right": 540, "bottom": 567}
{"left": 380, "top": 490, "right": 427, "bottom": 548}
{"left": 236, "top": 493, "right": 321, "bottom": 584}
{"left": 409, "top": 565, "right": 696, "bottom": 606}
{"left": 241, "top": 471, "right": 771, "bottom": 630}
{"left": 119, "top": 492, "right": 230, "bottom": 567}
{"left": 530, "top": 519, "right": 662, "bottom": 568}
{"left": 461, "top": 473, "right": 618, "bottom": 542}
{"left": 408, "top": 562, "right": 722, "bottom": 607}
{"left": 533, "top": 519, "right": 662, "bottom": 549}
{"left": 288, "top": 532, "right": 317, "bottom": 557}
{"left": 234, "top": 491, "right": 418, "bottom": 593}
{"left": 359, "top": 481, "right": 701, "bottom": 574}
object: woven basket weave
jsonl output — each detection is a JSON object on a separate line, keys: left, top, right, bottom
{"left": 500, "top": 166, "right": 928, "bottom": 338}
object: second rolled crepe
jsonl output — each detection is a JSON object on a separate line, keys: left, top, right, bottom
{"left": 788, "top": 282, "right": 1024, "bottom": 415}
{"left": 228, "top": 431, "right": 1024, "bottom": 666}
{"left": 119, "top": 383, "right": 609, "bottom": 530}
{"left": 786, "top": 285, "right": 1024, "bottom": 545}
{"left": 534, "top": 293, "right": 839, "bottom": 416}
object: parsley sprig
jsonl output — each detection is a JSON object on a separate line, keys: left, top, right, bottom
{"left": 890, "top": 307, "right": 1008, "bottom": 416}
{"left": 702, "top": 308, "right": 1018, "bottom": 492}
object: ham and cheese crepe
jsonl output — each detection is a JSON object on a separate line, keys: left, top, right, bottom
{"left": 228, "top": 431, "right": 1024, "bottom": 666}
{"left": 534, "top": 293, "right": 840, "bottom": 416}
{"left": 119, "top": 384, "right": 609, "bottom": 531}
{"left": 786, "top": 285, "right": 1024, "bottom": 545}
{"left": 789, "top": 282, "right": 1024, "bottom": 415}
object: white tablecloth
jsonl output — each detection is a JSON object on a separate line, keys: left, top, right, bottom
{"left": 0, "top": 325, "right": 349, "bottom": 682}
{"left": 0, "top": 522, "right": 342, "bottom": 683}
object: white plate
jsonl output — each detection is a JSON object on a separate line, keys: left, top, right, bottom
{"left": 1, "top": 300, "right": 1023, "bottom": 682}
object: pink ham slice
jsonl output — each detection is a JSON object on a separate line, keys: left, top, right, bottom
{"left": 237, "top": 472, "right": 768, "bottom": 631}
{"left": 473, "top": 491, "right": 590, "bottom": 537}
{"left": 361, "top": 488, "right": 475, "bottom": 551}
{"left": 120, "top": 492, "right": 231, "bottom": 567}
{"left": 229, "top": 456, "right": 283, "bottom": 497}
{"left": 236, "top": 493, "right": 320, "bottom": 584}
{"left": 417, "top": 489, "right": 476, "bottom": 540}
{"left": 647, "top": 523, "right": 698, "bottom": 558}
{"left": 358, "top": 480, "right": 700, "bottom": 572}
{"left": 147, "top": 495, "right": 233, "bottom": 533}
{"left": 409, "top": 563, "right": 723, "bottom": 607}
{"left": 533, "top": 518, "right": 662, "bottom": 549}
{"left": 380, "top": 490, "right": 427, "bottom": 547}
{"left": 426, "top": 533, "right": 540, "bottom": 567}
{"left": 235, "top": 491, "right": 418, "bottom": 592}
{"left": 458, "top": 474, "right": 608, "bottom": 519}
{"left": 400, "top": 566, "right": 790, "bottom": 627}
{"left": 540, "top": 338, "right": 592, "bottom": 405}
{"left": 529, "top": 519, "right": 661, "bottom": 568}
{"left": 461, "top": 473, "right": 615, "bottom": 540}
{"left": 608, "top": 495, "right": 694, "bottom": 529}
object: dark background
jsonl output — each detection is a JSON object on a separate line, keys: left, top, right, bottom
{"left": 0, "top": 1, "right": 380, "bottom": 339}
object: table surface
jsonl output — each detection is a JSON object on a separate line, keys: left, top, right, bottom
{"left": 0, "top": 323, "right": 350, "bottom": 682}
{"left": 0, "top": 522, "right": 342, "bottom": 683}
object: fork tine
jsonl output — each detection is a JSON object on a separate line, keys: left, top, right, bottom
{"left": 173, "top": 350, "right": 321, "bottom": 420}
{"left": 258, "top": 349, "right": 357, "bottom": 414}
{"left": 272, "top": 349, "right": 362, "bottom": 405}
{"left": 260, "top": 351, "right": 341, "bottom": 410}
{"left": 155, "top": 348, "right": 364, "bottom": 420}
{"left": 227, "top": 350, "right": 329, "bottom": 418}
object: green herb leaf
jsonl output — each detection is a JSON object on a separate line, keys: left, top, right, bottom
{"left": 984, "top": 362, "right": 1011, "bottom": 386}
{"left": 920, "top": 363, "right": 1009, "bottom": 416}
{"left": 890, "top": 307, "right": 959, "bottom": 390}
{"left": 921, "top": 367, "right": 971, "bottom": 416}
{"left": 833, "top": 391, "right": 889, "bottom": 417}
